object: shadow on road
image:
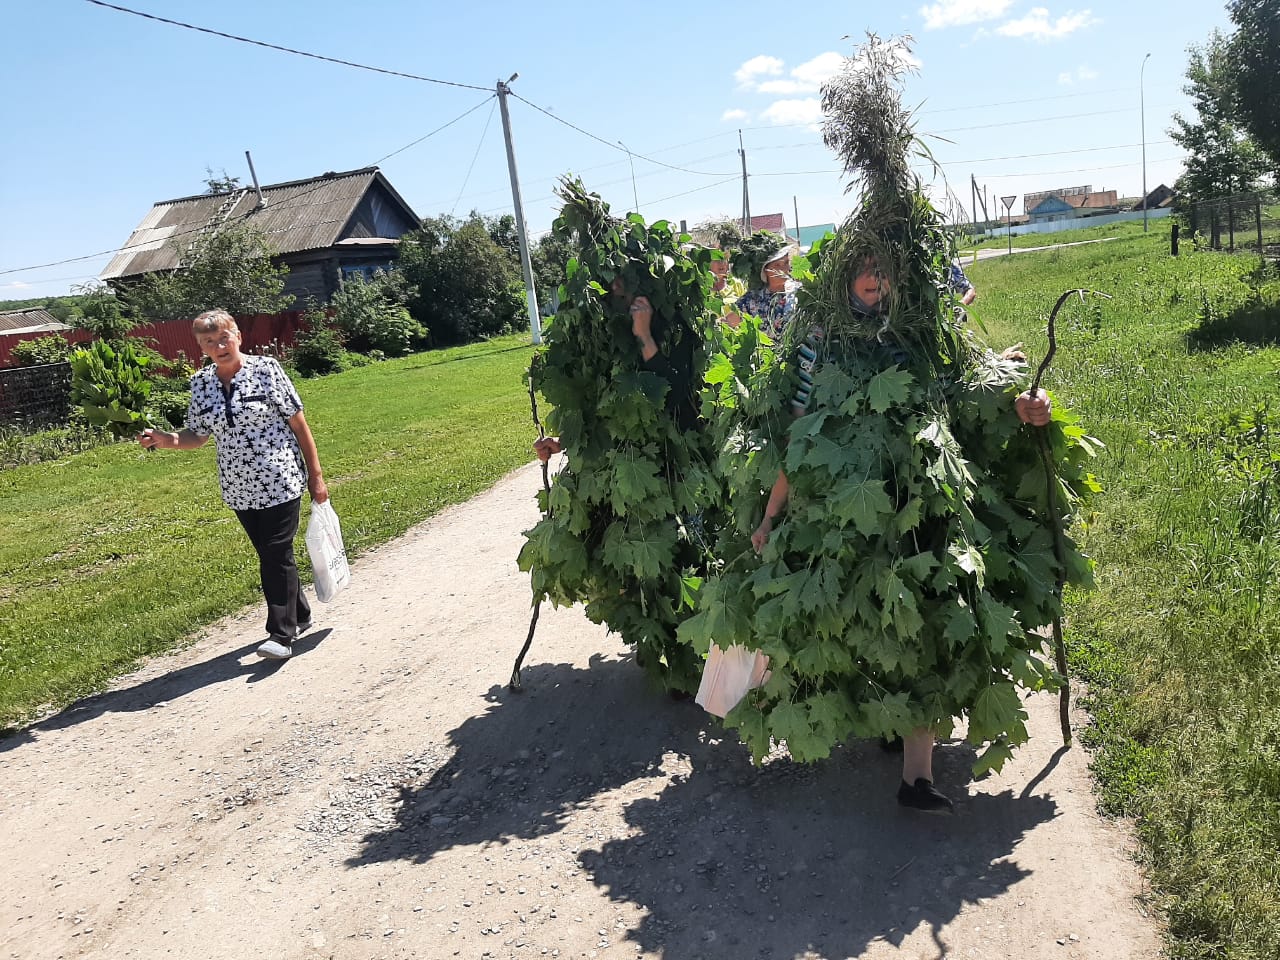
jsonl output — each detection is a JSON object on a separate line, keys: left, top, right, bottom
{"left": 0, "top": 628, "right": 333, "bottom": 753}
{"left": 349, "top": 655, "right": 1057, "bottom": 959}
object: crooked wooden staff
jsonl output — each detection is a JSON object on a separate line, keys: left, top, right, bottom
{"left": 509, "top": 371, "right": 552, "bottom": 692}
{"left": 1031, "top": 288, "right": 1111, "bottom": 745}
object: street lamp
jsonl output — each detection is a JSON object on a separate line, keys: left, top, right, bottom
{"left": 1141, "top": 52, "right": 1151, "bottom": 233}
{"left": 618, "top": 140, "right": 638, "bottom": 212}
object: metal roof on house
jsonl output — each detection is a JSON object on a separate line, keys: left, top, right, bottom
{"left": 0, "top": 308, "right": 71, "bottom": 334}
{"left": 100, "top": 168, "right": 419, "bottom": 281}
{"left": 750, "top": 213, "right": 786, "bottom": 234}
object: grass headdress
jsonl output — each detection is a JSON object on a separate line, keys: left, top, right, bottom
{"left": 799, "top": 34, "right": 969, "bottom": 370}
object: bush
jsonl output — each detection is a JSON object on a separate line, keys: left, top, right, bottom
{"left": 10, "top": 335, "right": 71, "bottom": 367}
{"left": 292, "top": 312, "right": 348, "bottom": 377}
{"left": 68, "top": 340, "right": 154, "bottom": 438}
{"left": 0, "top": 420, "right": 113, "bottom": 471}
{"left": 398, "top": 215, "right": 526, "bottom": 345}
{"left": 330, "top": 271, "right": 425, "bottom": 356}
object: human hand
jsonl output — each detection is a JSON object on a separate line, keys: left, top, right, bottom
{"left": 629, "top": 295, "right": 653, "bottom": 339}
{"left": 1000, "top": 343, "right": 1026, "bottom": 363}
{"left": 309, "top": 475, "right": 329, "bottom": 504}
{"left": 961, "top": 286, "right": 977, "bottom": 306}
{"left": 1015, "top": 388, "right": 1052, "bottom": 426}
{"left": 751, "top": 516, "right": 773, "bottom": 554}
{"left": 138, "top": 428, "right": 174, "bottom": 450}
{"left": 533, "top": 437, "right": 563, "bottom": 463}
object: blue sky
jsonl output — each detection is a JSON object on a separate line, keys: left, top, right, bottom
{"left": 1, "top": 0, "right": 1233, "bottom": 301}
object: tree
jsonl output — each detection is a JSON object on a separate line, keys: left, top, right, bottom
{"left": 1169, "top": 30, "right": 1268, "bottom": 200}
{"left": 72, "top": 282, "right": 135, "bottom": 343}
{"left": 203, "top": 167, "right": 242, "bottom": 194}
{"left": 124, "top": 222, "right": 294, "bottom": 323}
{"left": 1226, "top": 0, "right": 1280, "bottom": 175}
{"left": 397, "top": 213, "right": 525, "bottom": 345}
{"left": 530, "top": 231, "right": 574, "bottom": 310}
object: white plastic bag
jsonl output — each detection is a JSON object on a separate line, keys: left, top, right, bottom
{"left": 695, "top": 643, "right": 771, "bottom": 718}
{"left": 305, "top": 499, "right": 351, "bottom": 603}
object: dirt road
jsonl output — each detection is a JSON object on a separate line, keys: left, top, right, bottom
{"left": 0, "top": 462, "right": 1161, "bottom": 960}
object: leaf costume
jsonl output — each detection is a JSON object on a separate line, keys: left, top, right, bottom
{"left": 518, "top": 179, "right": 723, "bottom": 695}
{"left": 683, "top": 36, "right": 1102, "bottom": 774}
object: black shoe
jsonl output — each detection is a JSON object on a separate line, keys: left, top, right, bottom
{"left": 897, "top": 778, "right": 954, "bottom": 814}
{"left": 879, "top": 736, "right": 904, "bottom": 753}
{"left": 296, "top": 620, "right": 314, "bottom": 637}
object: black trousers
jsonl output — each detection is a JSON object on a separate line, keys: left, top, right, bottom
{"left": 234, "top": 497, "right": 311, "bottom": 642}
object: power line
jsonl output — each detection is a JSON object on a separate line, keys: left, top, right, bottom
{"left": 510, "top": 92, "right": 739, "bottom": 177}
{"left": 375, "top": 95, "right": 494, "bottom": 165}
{"left": 451, "top": 99, "right": 499, "bottom": 216}
{"left": 82, "top": 0, "right": 490, "bottom": 91}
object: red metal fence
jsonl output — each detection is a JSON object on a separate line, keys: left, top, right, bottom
{"left": 0, "top": 310, "right": 309, "bottom": 369}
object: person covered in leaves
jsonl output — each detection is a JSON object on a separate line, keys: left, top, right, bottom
{"left": 727, "top": 238, "right": 800, "bottom": 338}
{"left": 749, "top": 251, "right": 1051, "bottom": 812}
{"left": 534, "top": 272, "right": 699, "bottom": 464}
{"left": 519, "top": 179, "right": 722, "bottom": 696}
{"left": 682, "top": 34, "right": 1101, "bottom": 813}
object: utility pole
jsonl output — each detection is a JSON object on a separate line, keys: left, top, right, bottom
{"left": 792, "top": 195, "right": 801, "bottom": 245}
{"left": 738, "top": 129, "right": 751, "bottom": 235}
{"left": 496, "top": 75, "right": 542, "bottom": 345}
{"left": 1140, "top": 52, "right": 1152, "bottom": 233}
{"left": 970, "top": 174, "right": 979, "bottom": 234}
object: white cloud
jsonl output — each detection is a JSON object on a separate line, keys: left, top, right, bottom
{"left": 1057, "top": 63, "right": 1100, "bottom": 85}
{"left": 745, "top": 51, "right": 845, "bottom": 96}
{"left": 920, "top": 0, "right": 1014, "bottom": 29}
{"left": 790, "top": 52, "right": 845, "bottom": 89}
{"left": 734, "top": 55, "right": 784, "bottom": 85}
{"left": 997, "top": 8, "right": 1099, "bottom": 40}
{"left": 0, "top": 281, "right": 31, "bottom": 291}
{"left": 760, "top": 98, "right": 823, "bottom": 126}
{"left": 721, "top": 108, "right": 749, "bottom": 121}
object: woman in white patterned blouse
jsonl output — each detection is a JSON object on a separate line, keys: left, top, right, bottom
{"left": 139, "top": 309, "right": 329, "bottom": 660}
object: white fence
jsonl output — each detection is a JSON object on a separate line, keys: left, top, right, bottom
{"left": 976, "top": 207, "right": 1172, "bottom": 239}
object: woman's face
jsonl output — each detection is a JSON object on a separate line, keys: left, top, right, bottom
{"left": 195, "top": 324, "right": 243, "bottom": 369}
{"left": 708, "top": 257, "right": 730, "bottom": 289}
{"left": 851, "top": 256, "right": 889, "bottom": 310}
{"left": 764, "top": 255, "right": 791, "bottom": 292}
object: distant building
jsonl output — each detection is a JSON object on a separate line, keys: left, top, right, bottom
{"left": 1130, "top": 184, "right": 1177, "bottom": 211}
{"left": 0, "top": 308, "right": 72, "bottom": 337}
{"left": 1024, "top": 184, "right": 1120, "bottom": 224}
{"left": 100, "top": 167, "right": 421, "bottom": 305}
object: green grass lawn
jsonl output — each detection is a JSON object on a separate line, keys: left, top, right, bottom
{"left": 0, "top": 335, "right": 538, "bottom": 730}
{"left": 962, "top": 216, "right": 1167, "bottom": 254}
{"left": 970, "top": 234, "right": 1280, "bottom": 960}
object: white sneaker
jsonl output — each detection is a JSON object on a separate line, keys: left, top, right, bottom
{"left": 296, "top": 620, "right": 314, "bottom": 636}
{"left": 256, "top": 639, "right": 293, "bottom": 660}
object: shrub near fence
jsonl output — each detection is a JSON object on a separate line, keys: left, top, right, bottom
{"left": 0, "top": 362, "right": 72, "bottom": 425}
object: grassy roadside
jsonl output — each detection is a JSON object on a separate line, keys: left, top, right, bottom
{"left": 961, "top": 217, "right": 1164, "bottom": 254}
{"left": 0, "top": 335, "right": 537, "bottom": 731}
{"left": 970, "top": 233, "right": 1280, "bottom": 959}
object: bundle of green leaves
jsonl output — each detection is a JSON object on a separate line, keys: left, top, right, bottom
{"left": 683, "top": 34, "right": 1104, "bottom": 774}
{"left": 69, "top": 339, "right": 155, "bottom": 439}
{"left": 517, "top": 178, "right": 723, "bottom": 694}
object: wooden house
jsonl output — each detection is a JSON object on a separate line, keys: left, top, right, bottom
{"left": 100, "top": 167, "right": 421, "bottom": 305}
{"left": 1024, "top": 185, "right": 1120, "bottom": 224}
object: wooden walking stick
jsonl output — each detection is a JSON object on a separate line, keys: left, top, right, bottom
{"left": 509, "top": 370, "right": 553, "bottom": 692}
{"left": 1030, "top": 288, "right": 1111, "bottom": 745}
